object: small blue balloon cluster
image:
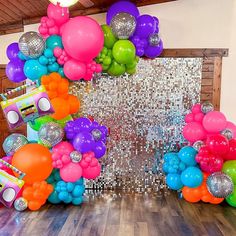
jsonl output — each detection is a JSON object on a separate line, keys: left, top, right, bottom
{"left": 163, "top": 146, "right": 203, "bottom": 190}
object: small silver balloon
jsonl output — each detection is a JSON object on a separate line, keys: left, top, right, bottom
{"left": 19, "top": 31, "right": 45, "bottom": 58}
{"left": 149, "top": 33, "right": 161, "bottom": 46}
{"left": 193, "top": 140, "right": 205, "bottom": 152}
{"left": 221, "top": 129, "right": 233, "bottom": 140}
{"left": 201, "top": 102, "right": 214, "bottom": 114}
{"left": 70, "top": 151, "right": 82, "bottom": 163}
{"left": 110, "top": 12, "right": 136, "bottom": 39}
{"left": 207, "top": 172, "right": 234, "bottom": 198}
{"left": 3, "top": 134, "right": 28, "bottom": 156}
{"left": 38, "top": 122, "right": 64, "bottom": 148}
{"left": 92, "top": 129, "right": 102, "bottom": 141}
{"left": 14, "top": 197, "right": 28, "bottom": 212}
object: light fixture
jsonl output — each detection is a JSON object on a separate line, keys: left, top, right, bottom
{"left": 49, "top": 0, "right": 79, "bottom": 7}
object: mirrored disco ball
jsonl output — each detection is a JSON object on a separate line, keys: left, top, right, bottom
{"left": 201, "top": 101, "right": 214, "bottom": 114}
{"left": 70, "top": 151, "right": 82, "bottom": 163}
{"left": 149, "top": 33, "right": 161, "bottom": 46}
{"left": 207, "top": 172, "right": 234, "bottom": 198}
{"left": 3, "top": 134, "right": 28, "bottom": 156}
{"left": 14, "top": 197, "right": 28, "bottom": 212}
{"left": 221, "top": 129, "right": 233, "bottom": 140}
{"left": 193, "top": 140, "right": 205, "bottom": 152}
{"left": 38, "top": 122, "right": 64, "bottom": 148}
{"left": 19, "top": 31, "right": 45, "bottom": 58}
{"left": 111, "top": 12, "right": 137, "bottom": 39}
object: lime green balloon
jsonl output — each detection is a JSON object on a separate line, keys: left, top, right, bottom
{"left": 102, "top": 25, "right": 118, "bottom": 49}
{"left": 226, "top": 188, "right": 236, "bottom": 207}
{"left": 29, "top": 116, "right": 54, "bottom": 131}
{"left": 112, "top": 40, "right": 136, "bottom": 65}
{"left": 126, "top": 66, "right": 136, "bottom": 75}
{"left": 222, "top": 161, "right": 236, "bottom": 185}
{"left": 55, "top": 115, "right": 73, "bottom": 128}
{"left": 126, "top": 59, "right": 138, "bottom": 70}
{"left": 108, "top": 61, "right": 126, "bottom": 76}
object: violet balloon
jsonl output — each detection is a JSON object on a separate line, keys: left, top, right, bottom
{"left": 6, "top": 59, "right": 26, "bottom": 83}
{"left": 73, "top": 132, "right": 95, "bottom": 154}
{"left": 145, "top": 40, "right": 163, "bottom": 58}
{"left": 93, "top": 141, "right": 107, "bottom": 159}
{"left": 106, "top": 1, "right": 140, "bottom": 25}
{"left": 6, "top": 43, "right": 19, "bottom": 60}
{"left": 135, "top": 15, "right": 156, "bottom": 39}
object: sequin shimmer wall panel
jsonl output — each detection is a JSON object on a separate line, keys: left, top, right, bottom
{"left": 70, "top": 58, "right": 202, "bottom": 192}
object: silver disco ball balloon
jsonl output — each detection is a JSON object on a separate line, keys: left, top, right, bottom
{"left": 38, "top": 122, "right": 64, "bottom": 148}
{"left": 221, "top": 129, "right": 233, "bottom": 140}
{"left": 193, "top": 140, "right": 205, "bottom": 152}
{"left": 3, "top": 134, "right": 28, "bottom": 156}
{"left": 14, "top": 197, "right": 28, "bottom": 212}
{"left": 201, "top": 101, "right": 214, "bottom": 114}
{"left": 19, "top": 31, "right": 45, "bottom": 58}
{"left": 207, "top": 172, "right": 234, "bottom": 198}
{"left": 149, "top": 33, "right": 161, "bottom": 46}
{"left": 92, "top": 129, "right": 102, "bottom": 141}
{"left": 70, "top": 151, "right": 82, "bottom": 163}
{"left": 110, "top": 12, "right": 136, "bottom": 39}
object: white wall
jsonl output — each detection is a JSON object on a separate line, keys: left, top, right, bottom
{"left": 0, "top": 0, "right": 236, "bottom": 120}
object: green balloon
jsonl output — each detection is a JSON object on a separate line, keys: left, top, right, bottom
{"left": 126, "top": 66, "right": 136, "bottom": 75}
{"left": 112, "top": 40, "right": 136, "bottom": 65}
{"left": 102, "top": 25, "right": 118, "bottom": 49}
{"left": 222, "top": 161, "right": 236, "bottom": 185}
{"left": 46, "top": 35, "right": 63, "bottom": 50}
{"left": 108, "top": 60, "right": 126, "bottom": 76}
{"left": 226, "top": 188, "right": 236, "bottom": 207}
{"left": 126, "top": 59, "right": 138, "bottom": 70}
{"left": 55, "top": 115, "right": 73, "bottom": 128}
{"left": 29, "top": 116, "right": 54, "bottom": 131}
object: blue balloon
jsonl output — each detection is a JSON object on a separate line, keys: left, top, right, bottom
{"left": 39, "top": 55, "right": 49, "bottom": 65}
{"left": 178, "top": 146, "right": 197, "bottom": 166}
{"left": 181, "top": 166, "right": 203, "bottom": 188}
{"left": 72, "top": 197, "right": 83, "bottom": 206}
{"left": 48, "top": 62, "right": 59, "bottom": 72}
{"left": 164, "top": 152, "right": 178, "bottom": 162}
{"left": 24, "top": 60, "right": 48, "bottom": 81}
{"left": 46, "top": 35, "right": 63, "bottom": 50}
{"left": 44, "top": 48, "right": 54, "bottom": 58}
{"left": 166, "top": 174, "right": 183, "bottom": 190}
{"left": 58, "top": 67, "right": 65, "bottom": 77}
{"left": 18, "top": 51, "right": 31, "bottom": 61}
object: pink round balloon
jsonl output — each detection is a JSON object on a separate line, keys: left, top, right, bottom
{"left": 226, "top": 121, "right": 236, "bottom": 138}
{"left": 62, "top": 16, "right": 104, "bottom": 62}
{"left": 47, "top": 3, "right": 69, "bottom": 26}
{"left": 60, "top": 162, "right": 82, "bottom": 182}
{"left": 202, "top": 111, "right": 227, "bottom": 133}
{"left": 191, "top": 104, "right": 201, "bottom": 114}
{"left": 194, "top": 112, "right": 204, "bottom": 123}
{"left": 64, "top": 59, "right": 87, "bottom": 81}
{"left": 185, "top": 113, "right": 194, "bottom": 123}
{"left": 82, "top": 163, "right": 101, "bottom": 180}
{"left": 183, "top": 122, "right": 207, "bottom": 142}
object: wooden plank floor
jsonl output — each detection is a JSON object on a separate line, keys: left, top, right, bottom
{"left": 0, "top": 192, "right": 236, "bottom": 236}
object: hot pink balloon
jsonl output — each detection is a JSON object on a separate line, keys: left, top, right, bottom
{"left": 62, "top": 16, "right": 104, "bottom": 62}
{"left": 47, "top": 3, "right": 69, "bottom": 26}
{"left": 191, "top": 104, "right": 201, "bottom": 114}
{"left": 194, "top": 112, "right": 204, "bottom": 123}
{"left": 226, "top": 121, "right": 236, "bottom": 138}
{"left": 203, "top": 111, "right": 227, "bottom": 133}
{"left": 183, "top": 122, "right": 207, "bottom": 142}
{"left": 64, "top": 59, "right": 87, "bottom": 81}
{"left": 185, "top": 113, "right": 194, "bottom": 123}
{"left": 60, "top": 162, "right": 82, "bottom": 182}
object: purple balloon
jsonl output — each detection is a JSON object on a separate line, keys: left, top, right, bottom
{"left": 73, "top": 132, "right": 95, "bottom": 154}
{"left": 145, "top": 40, "right": 164, "bottom": 58}
{"left": 6, "top": 59, "right": 26, "bottom": 83}
{"left": 106, "top": 1, "right": 140, "bottom": 25}
{"left": 93, "top": 141, "right": 106, "bottom": 159}
{"left": 135, "top": 15, "right": 156, "bottom": 39}
{"left": 6, "top": 43, "right": 19, "bottom": 60}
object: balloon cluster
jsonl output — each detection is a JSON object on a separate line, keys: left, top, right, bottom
{"left": 164, "top": 102, "right": 236, "bottom": 207}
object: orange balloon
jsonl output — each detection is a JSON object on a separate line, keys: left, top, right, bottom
{"left": 182, "top": 186, "right": 202, "bottom": 203}
{"left": 51, "top": 97, "right": 70, "bottom": 120}
{"left": 12, "top": 144, "right": 53, "bottom": 184}
{"left": 67, "top": 94, "right": 80, "bottom": 114}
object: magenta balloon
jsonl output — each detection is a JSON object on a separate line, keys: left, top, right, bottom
{"left": 135, "top": 15, "right": 156, "bottom": 39}
{"left": 62, "top": 16, "right": 104, "bottom": 62}
{"left": 60, "top": 162, "right": 82, "bottom": 182}
{"left": 47, "top": 3, "right": 69, "bottom": 26}
{"left": 106, "top": 1, "right": 140, "bottom": 25}
{"left": 6, "top": 43, "right": 19, "bottom": 60}
{"left": 203, "top": 111, "right": 227, "bottom": 133}
{"left": 183, "top": 122, "right": 207, "bottom": 142}
{"left": 145, "top": 40, "right": 163, "bottom": 58}
{"left": 6, "top": 59, "right": 26, "bottom": 83}
{"left": 64, "top": 59, "right": 86, "bottom": 81}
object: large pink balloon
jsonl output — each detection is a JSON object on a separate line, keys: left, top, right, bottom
{"left": 64, "top": 59, "right": 87, "bottom": 81}
{"left": 226, "top": 121, "right": 236, "bottom": 138}
{"left": 203, "top": 111, "right": 227, "bottom": 133}
{"left": 183, "top": 122, "right": 207, "bottom": 142}
{"left": 60, "top": 162, "right": 82, "bottom": 182}
{"left": 62, "top": 16, "right": 104, "bottom": 62}
{"left": 47, "top": 3, "right": 69, "bottom": 26}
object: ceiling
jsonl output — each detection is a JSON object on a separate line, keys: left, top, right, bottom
{"left": 0, "top": 0, "right": 176, "bottom": 35}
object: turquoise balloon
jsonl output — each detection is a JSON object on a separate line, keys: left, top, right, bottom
{"left": 44, "top": 48, "right": 54, "bottom": 58}
{"left": 48, "top": 62, "right": 59, "bottom": 72}
{"left": 46, "top": 35, "right": 63, "bottom": 50}
{"left": 166, "top": 174, "right": 183, "bottom": 190}
{"left": 58, "top": 67, "right": 65, "bottom": 77}
{"left": 39, "top": 55, "right": 49, "bottom": 65}
{"left": 181, "top": 166, "right": 203, "bottom": 188}
{"left": 24, "top": 59, "right": 48, "bottom": 81}
{"left": 178, "top": 146, "right": 197, "bottom": 166}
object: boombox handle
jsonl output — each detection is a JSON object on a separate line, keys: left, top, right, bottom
{"left": 0, "top": 159, "right": 26, "bottom": 180}
{"left": 0, "top": 81, "right": 38, "bottom": 101}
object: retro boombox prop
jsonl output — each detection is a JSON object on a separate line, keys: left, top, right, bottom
{"left": 0, "top": 82, "right": 54, "bottom": 129}
{"left": 0, "top": 159, "right": 25, "bottom": 208}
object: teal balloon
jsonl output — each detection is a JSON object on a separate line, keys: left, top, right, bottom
{"left": 166, "top": 174, "right": 183, "bottom": 190}
{"left": 24, "top": 60, "right": 48, "bottom": 81}
{"left": 178, "top": 146, "right": 197, "bottom": 166}
{"left": 18, "top": 51, "right": 30, "bottom": 61}
{"left": 58, "top": 67, "right": 65, "bottom": 77}
{"left": 48, "top": 62, "right": 59, "bottom": 72}
{"left": 44, "top": 48, "right": 54, "bottom": 58}
{"left": 48, "top": 190, "right": 61, "bottom": 204}
{"left": 46, "top": 35, "right": 63, "bottom": 50}
{"left": 181, "top": 166, "right": 203, "bottom": 188}
{"left": 72, "top": 197, "right": 83, "bottom": 206}
{"left": 39, "top": 55, "right": 49, "bottom": 65}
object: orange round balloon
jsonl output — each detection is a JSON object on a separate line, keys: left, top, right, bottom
{"left": 67, "top": 94, "right": 80, "bottom": 114}
{"left": 12, "top": 144, "right": 53, "bottom": 184}
{"left": 182, "top": 186, "right": 201, "bottom": 203}
{"left": 51, "top": 97, "right": 70, "bottom": 120}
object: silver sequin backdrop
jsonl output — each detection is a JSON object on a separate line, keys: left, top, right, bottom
{"left": 70, "top": 58, "right": 202, "bottom": 192}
